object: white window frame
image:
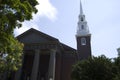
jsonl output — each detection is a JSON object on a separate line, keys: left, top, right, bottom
{"left": 81, "top": 38, "right": 86, "bottom": 45}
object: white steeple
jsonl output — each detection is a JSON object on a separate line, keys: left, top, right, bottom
{"left": 76, "top": 0, "right": 90, "bottom": 37}
{"left": 80, "top": 0, "right": 83, "bottom": 15}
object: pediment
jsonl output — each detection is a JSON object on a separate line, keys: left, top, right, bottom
{"left": 17, "top": 28, "right": 58, "bottom": 44}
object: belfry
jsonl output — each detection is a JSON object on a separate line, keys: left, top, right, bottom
{"left": 0, "top": 0, "right": 92, "bottom": 80}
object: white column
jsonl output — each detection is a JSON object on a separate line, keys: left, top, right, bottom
{"left": 48, "top": 49, "right": 56, "bottom": 80}
{"left": 31, "top": 49, "right": 40, "bottom": 80}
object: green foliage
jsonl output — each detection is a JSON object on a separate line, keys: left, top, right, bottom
{"left": 113, "top": 57, "right": 120, "bottom": 80}
{"left": 0, "top": 35, "right": 23, "bottom": 73}
{"left": 71, "top": 55, "right": 119, "bottom": 80}
{"left": 0, "top": 0, "right": 38, "bottom": 75}
{"left": 0, "top": 0, "right": 38, "bottom": 34}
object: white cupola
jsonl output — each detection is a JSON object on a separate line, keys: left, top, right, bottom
{"left": 76, "top": 0, "right": 90, "bottom": 37}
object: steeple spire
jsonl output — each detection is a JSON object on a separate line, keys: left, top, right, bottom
{"left": 76, "top": 0, "right": 90, "bottom": 36}
{"left": 80, "top": 0, "right": 83, "bottom": 15}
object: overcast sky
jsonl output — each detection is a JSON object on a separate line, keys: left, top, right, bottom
{"left": 14, "top": 0, "right": 120, "bottom": 58}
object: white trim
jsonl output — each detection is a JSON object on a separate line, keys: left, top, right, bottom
{"left": 81, "top": 38, "right": 86, "bottom": 45}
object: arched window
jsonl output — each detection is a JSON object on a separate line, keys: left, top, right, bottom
{"left": 81, "top": 17, "right": 84, "bottom": 21}
{"left": 81, "top": 25, "right": 84, "bottom": 29}
{"left": 81, "top": 38, "right": 86, "bottom": 45}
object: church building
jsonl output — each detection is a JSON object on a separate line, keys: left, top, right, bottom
{"left": 10, "top": 1, "right": 91, "bottom": 80}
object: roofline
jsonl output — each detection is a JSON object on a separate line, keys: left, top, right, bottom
{"left": 16, "top": 28, "right": 59, "bottom": 42}
{"left": 60, "top": 43, "right": 76, "bottom": 51}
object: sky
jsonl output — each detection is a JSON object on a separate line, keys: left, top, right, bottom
{"left": 14, "top": 0, "right": 120, "bottom": 58}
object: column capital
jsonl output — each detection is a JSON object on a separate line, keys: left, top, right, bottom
{"left": 50, "top": 49, "right": 57, "bottom": 53}
{"left": 35, "top": 49, "right": 40, "bottom": 52}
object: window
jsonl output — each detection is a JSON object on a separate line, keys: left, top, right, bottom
{"left": 81, "top": 38, "right": 86, "bottom": 45}
{"left": 81, "top": 17, "right": 84, "bottom": 21}
{"left": 81, "top": 25, "right": 84, "bottom": 29}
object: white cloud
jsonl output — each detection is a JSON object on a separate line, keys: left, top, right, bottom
{"left": 36, "top": 0, "right": 57, "bottom": 21}
{"left": 14, "top": 0, "right": 57, "bottom": 36}
{"left": 14, "top": 21, "right": 40, "bottom": 36}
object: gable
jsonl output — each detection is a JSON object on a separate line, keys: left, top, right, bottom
{"left": 18, "top": 32, "right": 49, "bottom": 43}
{"left": 17, "top": 28, "right": 58, "bottom": 44}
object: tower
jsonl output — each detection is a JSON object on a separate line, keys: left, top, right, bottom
{"left": 76, "top": 0, "right": 91, "bottom": 60}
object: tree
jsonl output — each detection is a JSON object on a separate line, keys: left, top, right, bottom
{"left": 113, "top": 56, "right": 120, "bottom": 80}
{"left": 0, "top": 36, "right": 23, "bottom": 72}
{"left": 0, "top": 0, "right": 38, "bottom": 75}
{"left": 0, "top": 0, "right": 38, "bottom": 33}
{"left": 0, "top": 0, "right": 38, "bottom": 45}
{"left": 71, "top": 55, "right": 117, "bottom": 80}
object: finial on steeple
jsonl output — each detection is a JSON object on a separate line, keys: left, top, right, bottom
{"left": 80, "top": 0, "right": 83, "bottom": 15}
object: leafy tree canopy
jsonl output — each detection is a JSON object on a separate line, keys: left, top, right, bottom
{"left": 71, "top": 55, "right": 120, "bottom": 80}
{"left": 0, "top": 36, "right": 23, "bottom": 72}
{"left": 113, "top": 56, "right": 120, "bottom": 80}
{"left": 0, "top": 0, "right": 38, "bottom": 73}
{"left": 0, "top": 0, "right": 38, "bottom": 34}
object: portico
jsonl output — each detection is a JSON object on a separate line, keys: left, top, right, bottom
{"left": 21, "top": 44, "right": 57, "bottom": 80}
{"left": 14, "top": 28, "right": 77, "bottom": 80}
